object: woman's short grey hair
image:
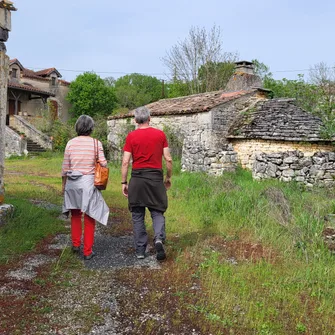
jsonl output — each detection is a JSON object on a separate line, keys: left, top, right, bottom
{"left": 75, "top": 115, "right": 95, "bottom": 136}
{"left": 134, "top": 106, "right": 150, "bottom": 124}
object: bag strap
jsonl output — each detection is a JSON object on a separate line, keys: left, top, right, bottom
{"left": 93, "top": 138, "right": 99, "bottom": 163}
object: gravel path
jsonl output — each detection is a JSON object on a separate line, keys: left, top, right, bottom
{"left": 1, "top": 200, "right": 203, "bottom": 334}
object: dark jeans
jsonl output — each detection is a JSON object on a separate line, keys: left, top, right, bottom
{"left": 131, "top": 206, "right": 166, "bottom": 253}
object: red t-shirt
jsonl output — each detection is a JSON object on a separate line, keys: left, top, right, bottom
{"left": 123, "top": 127, "right": 168, "bottom": 169}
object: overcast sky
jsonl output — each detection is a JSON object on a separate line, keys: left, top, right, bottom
{"left": 6, "top": 0, "right": 335, "bottom": 83}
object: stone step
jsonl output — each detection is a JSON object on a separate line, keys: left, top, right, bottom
{"left": 26, "top": 139, "right": 46, "bottom": 153}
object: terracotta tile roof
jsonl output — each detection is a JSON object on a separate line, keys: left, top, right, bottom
{"left": 9, "top": 58, "right": 24, "bottom": 70}
{"left": 59, "top": 79, "right": 70, "bottom": 86}
{"left": 109, "top": 89, "right": 260, "bottom": 120}
{"left": 8, "top": 80, "right": 55, "bottom": 97}
{"left": 10, "top": 58, "right": 64, "bottom": 81}
{"left": 22, "top": 67, "right": 40, "bottom": 77}
{"left": 34, "top": 67, "right": 62, "bottom": 78}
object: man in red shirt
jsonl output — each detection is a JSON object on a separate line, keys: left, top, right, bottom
{"left": 121, "top": 106, "right": 173, "bottom": 261}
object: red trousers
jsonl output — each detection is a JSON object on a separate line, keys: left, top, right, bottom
{"left": 71, "top": 209, "right": 95, "bottom": 256}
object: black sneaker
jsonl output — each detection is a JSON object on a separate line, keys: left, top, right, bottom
{"left": 84, "top": 251, "right": 96, "bottom": 260}
{"left": 155, "top": 240, "right": 166, "bottom": 261}
{"left": 136, "top": 251, "right": 146, "bottom": 259}
{"left": 72, "top": 246, "right": 80, "bottom": 253}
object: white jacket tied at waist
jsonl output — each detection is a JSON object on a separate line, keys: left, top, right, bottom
{"left": 62, "top": 171, "right": 109, "bottom": 225}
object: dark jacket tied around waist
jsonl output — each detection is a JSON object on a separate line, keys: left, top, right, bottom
{"left": 128, "top": 168, "right": 168, "bottom": 213}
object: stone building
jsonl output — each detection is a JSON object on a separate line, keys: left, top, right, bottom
{"left": 228, "top": 98, "right": 335, "bottom": 186}
{"left": 4, "top": 58, "right": 71, "bottom": 157}
{"left": 108, "top": 87, "right": 269, "bottom": 175}
{"left": 107, "top": 61, "right": 335, "bottom": 186}
{"left": 8, "top": 58, "right": 71, "bottom": 124}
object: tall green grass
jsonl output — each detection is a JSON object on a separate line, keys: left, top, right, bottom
{"left": 2, "top": 154, "right": 335, "bottom": 333}
{"left": 166, "top": 167, "right": 335, "bottom": 333}
{"left": 0, "top": 198, "right": 66, "bottom": 263}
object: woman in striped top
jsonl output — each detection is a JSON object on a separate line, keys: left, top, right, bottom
{"left": 62, "top": 115, "right": 109, "bottom": 260}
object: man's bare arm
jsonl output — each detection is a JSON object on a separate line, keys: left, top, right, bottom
{"left": 163, "top": 147, "right": 173, "bottom": 189}
{"left": 121, "top": 151, "right": 132, "bottom": 197}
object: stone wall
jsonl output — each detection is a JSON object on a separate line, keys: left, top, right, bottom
{"left": 5, "top": 126, "right": 27, "bottom": 157}
{"left": 0, "top": 203, "right": 14, "bottom": 226}
{"left": 253, "top": 150, "right": 335, "bottom": 186}
{"left": 0, "top": 52, "right": 8, "bottom": 205}
{"left": 232, "top": 139, "right": 334, "bottom": 169}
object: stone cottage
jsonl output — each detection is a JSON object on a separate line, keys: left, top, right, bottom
{"left": 108, "top": 87, "right": 269, "bottom": 175}
{"left": 107, "top": 61, "right": 335, "bottom": 186}
{"left": 227, "top": 99, "right": 335, "bottom": 186}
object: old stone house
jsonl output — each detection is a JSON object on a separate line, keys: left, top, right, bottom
{"left": 4, "top": 59, "right": 72, "bottom": 157}
{"left": 8, "top": 58, "right": 71, "bottom": 125}
{"left": 107, "top": 61, "right": 335, "bottom": 186}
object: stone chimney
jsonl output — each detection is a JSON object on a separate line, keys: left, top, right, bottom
{"left": 225, "top": 60, "right": 262, "bottom": 91}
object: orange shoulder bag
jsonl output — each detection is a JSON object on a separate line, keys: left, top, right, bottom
{"left": 93, "top": 139, "right": 109, "bottom": 190}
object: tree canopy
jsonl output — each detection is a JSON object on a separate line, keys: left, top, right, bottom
{"left": 67, "top": 72, "right": 117, "bottom": 119}
{"left": 107, "top": 73, "right": 163, "bottom": 110}
{"left": 257, "top": 59, "right": 335, "bottom": 138}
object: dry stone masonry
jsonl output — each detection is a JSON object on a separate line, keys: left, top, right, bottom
{"left": 253, "top": 151, "right": 335, "bottom": 187}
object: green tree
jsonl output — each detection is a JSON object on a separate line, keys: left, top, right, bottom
{"left": 198, "top": 61, "right": 235, "bottom": 92}
{"left": 264, "top": 75, "right": 319, "bottom": 112}
{"left": 166, "top": 80, "right": 190, "bottom": 98}
{"left": 162, "top": 24, "right": 238, "bottom": 94}
{"left": 252, "top": 59, "right": 272, "bottom": 80}
{"left": 67, "top": 72, "right": 117, "bottom": 118}
{"left": 112, "top": 73, "right": 163, "bottom": 110}
{"left": 260, "top": 59, "right": 335, "bottom": 138}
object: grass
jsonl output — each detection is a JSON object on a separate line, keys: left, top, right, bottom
{"left": 2, "top": 153, "right": 335, "bottom": 334}
{"left": 0, "top": 198, "right": 66, "bottom": 263}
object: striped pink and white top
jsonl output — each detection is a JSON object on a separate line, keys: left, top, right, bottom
{"left": 61, "top": 136, "right": 107, "bottom": 176}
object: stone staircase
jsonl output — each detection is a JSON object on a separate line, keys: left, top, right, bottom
{"left": 26, "top": 139, "right": 46, "bottom": 153}
{"left": 9, "top": 126, "right": 46, "bottom": 153}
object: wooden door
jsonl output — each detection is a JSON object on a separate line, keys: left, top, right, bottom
{"left": 8, "top": 99, "right": 15, "bottom": 115}
{"left": 8, "top": 100, "right": 21, "bottom": 115}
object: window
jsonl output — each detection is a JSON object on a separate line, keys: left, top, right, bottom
{"left": 51, "top": 77, "right": 56, "bottom": 86}
{"left": 11, "top": 68, "right": 17, "bottom": 78}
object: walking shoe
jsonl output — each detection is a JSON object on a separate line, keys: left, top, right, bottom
{"left": 136, "top": 251, "right": 146, "bottom": 259}
{"left": 72, "top": 246, "right": 80, "bottom": 253}
{"left": 155, "top": 240, "right": 166, "bottom": 261}
{"left": 84, "top": 251, "right": 96, "bottom": 260}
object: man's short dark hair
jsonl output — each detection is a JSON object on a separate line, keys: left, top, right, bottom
{"left": 134, "top": 106, "right": 150, "bottom": 124}
{"left": 75, "top": 115, "right": 95, "bottom": 136}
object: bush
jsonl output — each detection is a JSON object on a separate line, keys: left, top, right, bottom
{"left": 51, "top": 120, "right": 76, "bottom": 152}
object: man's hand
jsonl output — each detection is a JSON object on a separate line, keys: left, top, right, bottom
{"left": 164, "top": 177, "right": 171, "bottom": 190}
{"left": 122, "top": 184, "right": 129, "bottom": 197}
